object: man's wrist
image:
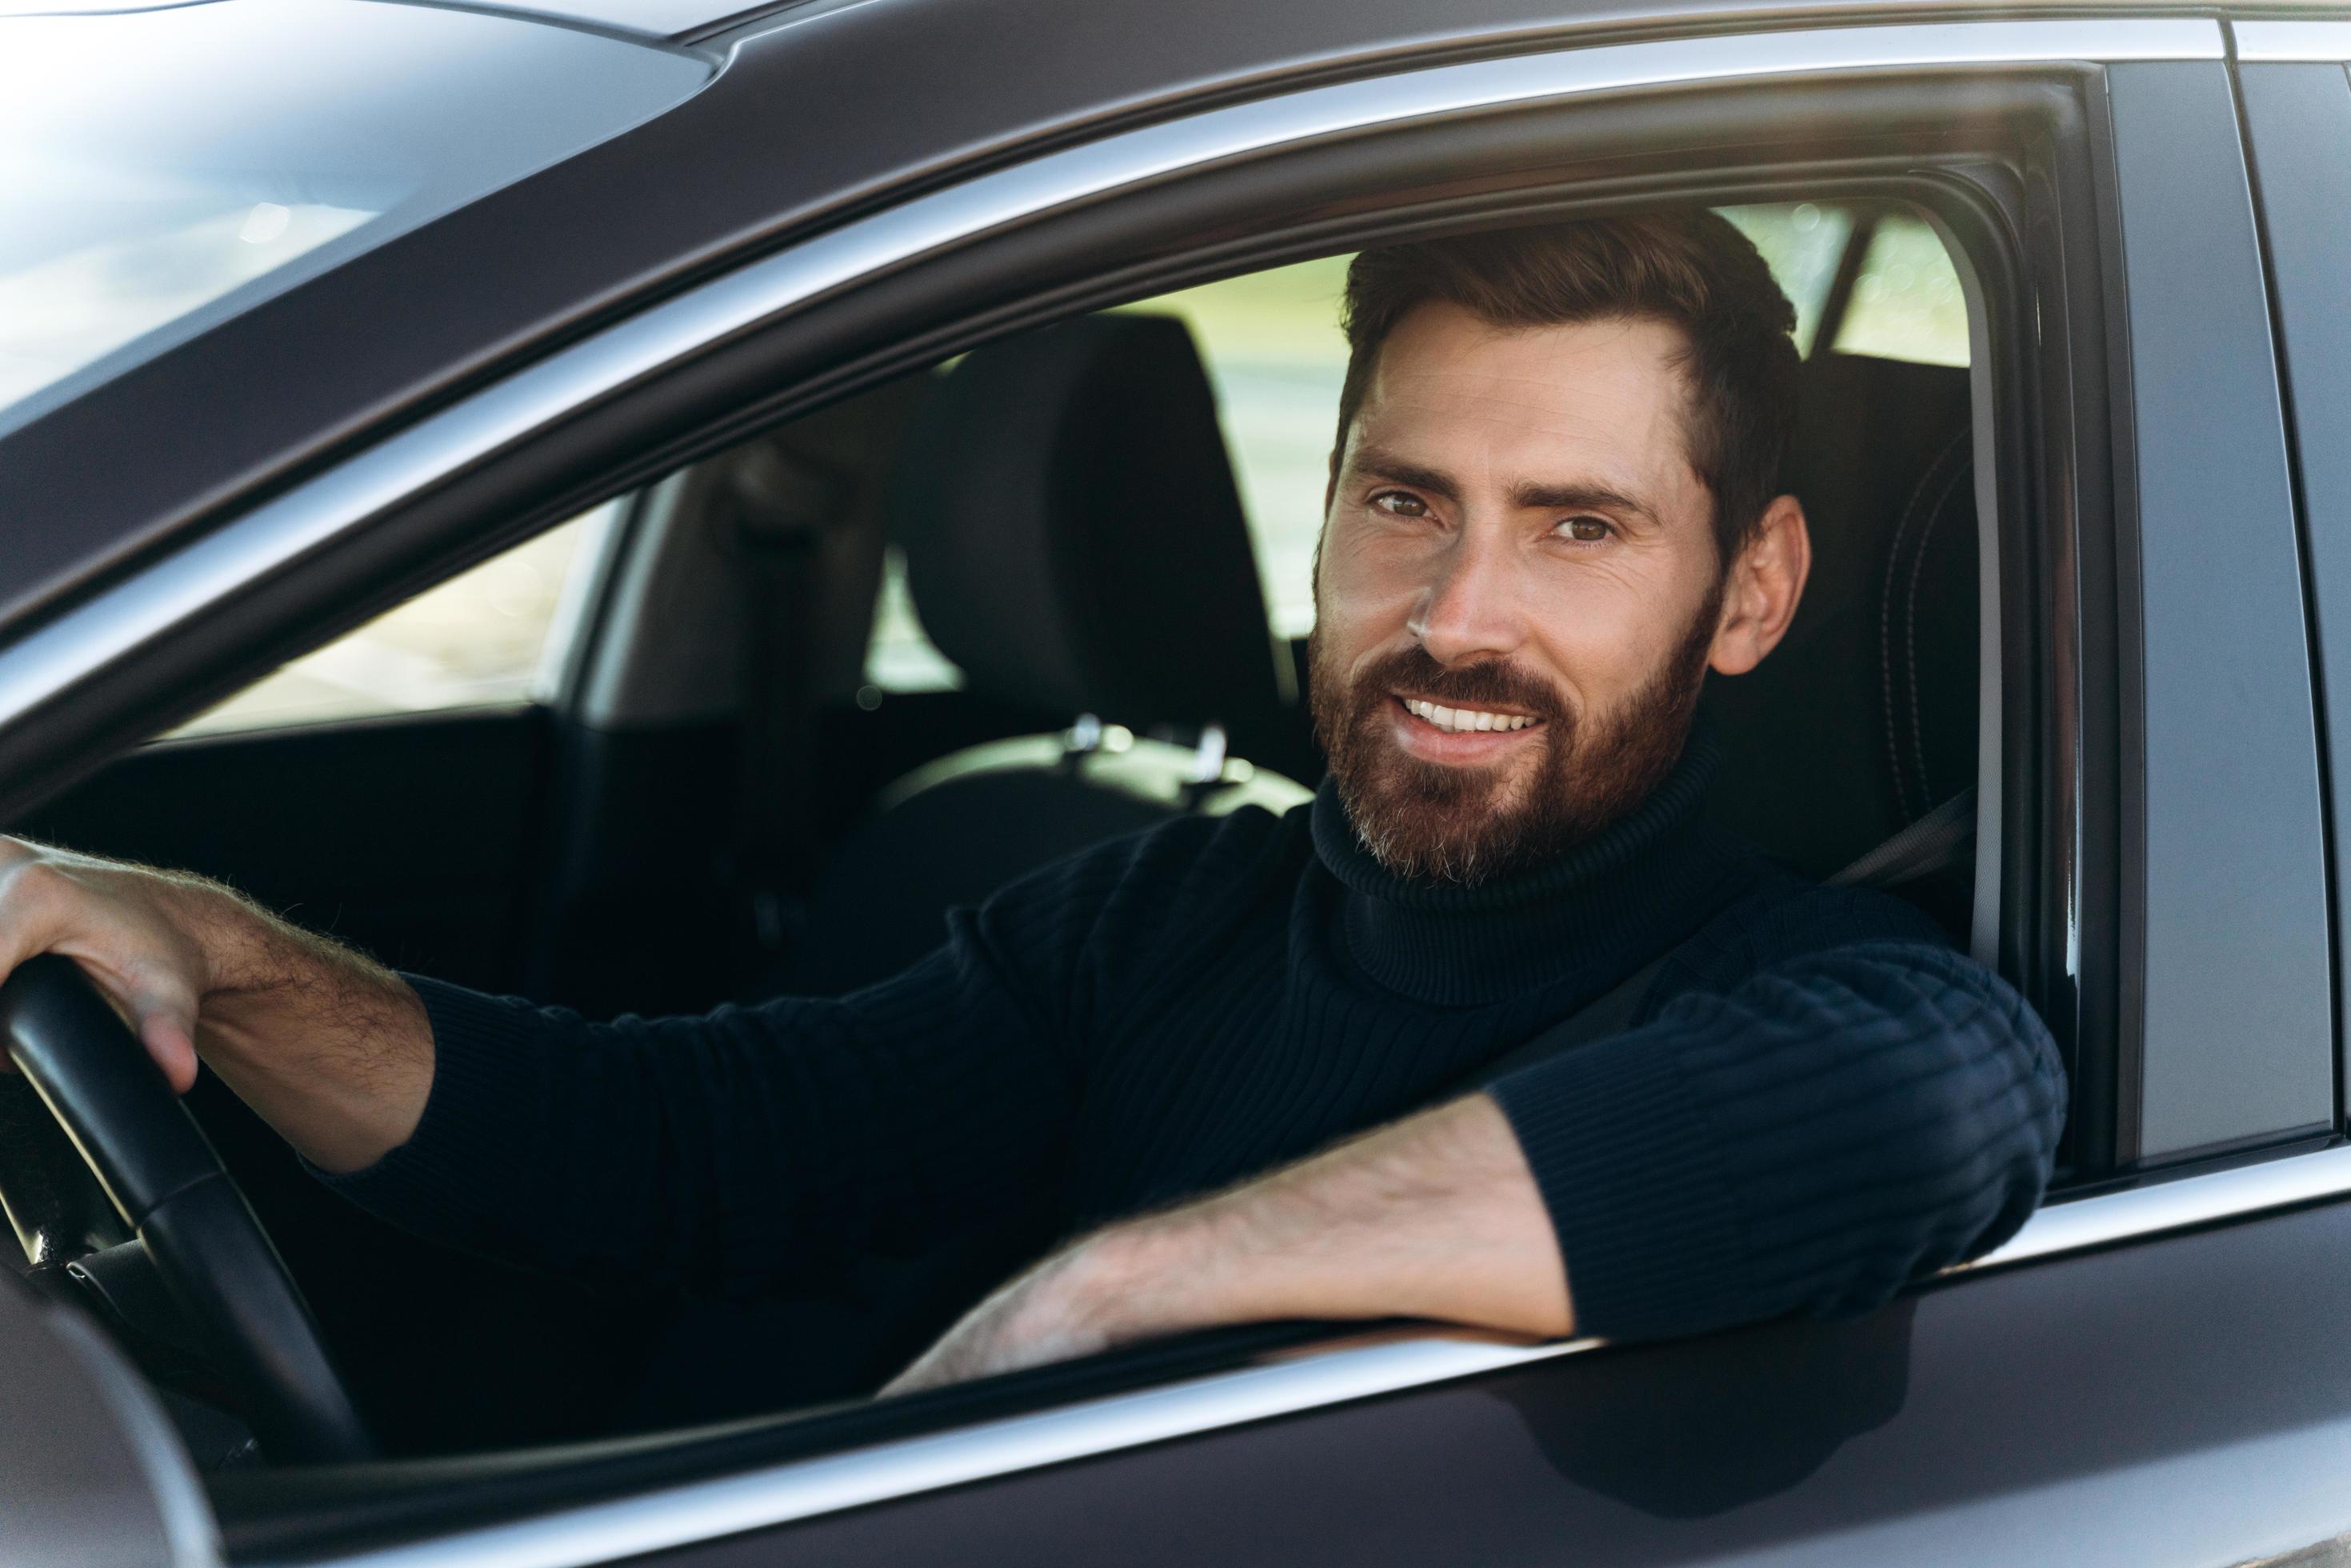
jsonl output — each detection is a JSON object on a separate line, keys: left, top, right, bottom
{"left": 167, "top": 882, "right": 434, "bottom": 1171}
{"left": 166, "top": 878, "right": 268, "bottom": 1000}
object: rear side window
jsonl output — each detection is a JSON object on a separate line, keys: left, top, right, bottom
{"left": 168, "top": 503, "right": 622, "bottom": 738}
{"left": 1833, "top": 212, "right": 1971, "bottom": 366}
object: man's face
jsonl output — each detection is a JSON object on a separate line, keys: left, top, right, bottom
{"left": 1309, "top": 302, "right": 1737, "bottom": 882}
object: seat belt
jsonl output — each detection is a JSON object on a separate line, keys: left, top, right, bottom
{"left": 1464, "top": 789, "right": 1978, "bottom": 1091}
{"left": 1468, "top": 954, "right": 1670, "bottom": 1090}
{"left": 1828, "top": 786, "right": 1976, "bottom": 890}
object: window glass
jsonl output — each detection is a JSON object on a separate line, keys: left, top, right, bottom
{"left": 1833, "top": 212, "right": 1970, "bottom": 366}
{"left": 1719, "top": 202, "right": 1856, "bottom": 355}
{"left": 166, "top": 502, "right": 622, "bottom": 738}
{"left": 1122, "top": 254, "right": 1355, "bottom": 640}
{"left": 0, "top": 0, "right": 710, "bottom": 435}
{"left": 864, "top": 545, "right": 962, "bottom": 694}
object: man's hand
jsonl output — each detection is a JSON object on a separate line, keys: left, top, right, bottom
{"left": 882, "top": 1093, "right": 1572, "bottom": 1396}
{"left": 0, "top": 837, "right": 434, "bottom": 1173}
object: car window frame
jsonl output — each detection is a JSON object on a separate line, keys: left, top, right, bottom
{"left": 6, "top": 14, "right": 2327, "bottom": 1559}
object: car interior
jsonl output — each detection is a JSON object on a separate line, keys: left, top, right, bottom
{"left": 1, "top": 198, "right": 1997, "bottom": 1484}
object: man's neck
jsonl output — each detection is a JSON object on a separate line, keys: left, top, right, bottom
{"left": 1308, "top": 729, "right": 1752, "bottom": 1006}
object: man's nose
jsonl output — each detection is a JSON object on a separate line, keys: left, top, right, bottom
{"left": 1407, "top": 526, "right": 1526, "bottom": 666}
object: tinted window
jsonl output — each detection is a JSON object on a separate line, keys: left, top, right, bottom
{"left": 168, "top": 503, "right": 621, "bottom": 738}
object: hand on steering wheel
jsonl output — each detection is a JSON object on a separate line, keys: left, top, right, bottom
{"left": 1, "top": 955, "right": 371, "bottom": 1462}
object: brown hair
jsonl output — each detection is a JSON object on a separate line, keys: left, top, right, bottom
{"left": 1335, "top": 210, "right": 1800, "bottom": 563}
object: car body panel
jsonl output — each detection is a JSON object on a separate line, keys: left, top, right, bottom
{"left": 322, "top": 1195, "right": 2351, "bottom": 1568}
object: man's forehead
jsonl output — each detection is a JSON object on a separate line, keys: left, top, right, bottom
{"left": 1367, "top": 306, "right": 1689, "bottom": 414}
{"left": 1349, "top": 306, "right": 1701, "bottom": 494}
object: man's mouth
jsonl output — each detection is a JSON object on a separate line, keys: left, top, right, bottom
{"left": 1397, "top": 696, "right": 1542, "bottom": 735}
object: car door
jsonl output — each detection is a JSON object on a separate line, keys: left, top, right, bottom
{"left": 451, "top": 30, "right": 2351, "bottom": 1565}
{"left": 9, "top": 7, "right": 2351, "bottom": 1567}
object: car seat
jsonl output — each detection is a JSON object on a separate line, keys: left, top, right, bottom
{"left": 1700, "top": 350, "right": 1981, "bottom": 934}
{"left": 790, "top": 314, "right": 1312, "bottom": 996}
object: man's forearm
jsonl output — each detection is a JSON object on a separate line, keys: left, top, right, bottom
{"left": 1102, "top": 1094, "right": 1573, "bottom": 1341}
{"left": 883, "top": 1094, "right": 1570, "bottom": 1394}
{"left": 188, "top": 882, "right": 434, "bottom": 1173}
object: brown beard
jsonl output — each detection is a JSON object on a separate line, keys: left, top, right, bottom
{"left": 1309, "top": 584, "right": 1722, "bottom": 885}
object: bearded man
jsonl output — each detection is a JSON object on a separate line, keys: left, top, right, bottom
{"left": 0, "top": 210, "right": 2064, "bottom": 1405}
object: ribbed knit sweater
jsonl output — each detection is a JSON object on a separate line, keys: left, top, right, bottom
{"left": 326, "top": 734, "right": 2065, "bottom": 1347}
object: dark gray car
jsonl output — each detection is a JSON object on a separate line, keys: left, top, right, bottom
{"left": 6, "top": 2, "right": 2351, "bottom": 1563}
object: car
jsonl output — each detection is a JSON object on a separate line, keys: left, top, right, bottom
{"left": 6, "top": 0, "right": 2351, "bottom": 1562}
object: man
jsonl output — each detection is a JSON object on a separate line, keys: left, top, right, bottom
{"left": 0, "top": 210, "right": 2063, "bottom": 1403}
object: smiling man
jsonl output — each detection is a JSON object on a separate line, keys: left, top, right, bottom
{"left": 0, "top": 210, "right": 2064, "bottom": 1406}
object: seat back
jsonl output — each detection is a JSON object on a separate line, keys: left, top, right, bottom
{"left": 794, "top": 314, "right": 1308, "bottom": 996}
{"left": 1700, "top": 352, "right": 1981, "bottom": 906}
{"left": 892, "top": 312, "right": 1294, "bottom": 759}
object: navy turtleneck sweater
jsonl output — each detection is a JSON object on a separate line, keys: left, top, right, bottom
{"left": 327, "top": 736, "right": 2064, "bottom": 1346}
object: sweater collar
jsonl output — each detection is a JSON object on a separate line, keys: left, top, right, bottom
{"left": 1308, "top": 726, "right": 1745, "bottom": 1006}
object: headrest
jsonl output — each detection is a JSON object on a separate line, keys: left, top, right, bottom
{"left": 1700, "top": 352, "right": 1979, "bottom": 882}
{"left": 889, "top": 314, "right": 1289, "bottom": 750}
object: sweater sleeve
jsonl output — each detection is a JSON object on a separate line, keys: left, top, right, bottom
{"left": 1487, "top": 938, "right": 2065, "bottom": 1341}
{"left": 317, "top": 883, "right": 1105, "bottom": 1297}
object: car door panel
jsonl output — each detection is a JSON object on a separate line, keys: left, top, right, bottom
{"left": 631, "top": 1201, "right": 2351, "bottom": 1567}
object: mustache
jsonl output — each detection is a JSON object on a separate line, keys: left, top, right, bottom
{"left": 1351, "top": 645, "right": 1568, "bottom": 722}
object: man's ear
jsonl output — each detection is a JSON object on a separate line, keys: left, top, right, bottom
{"left": 1708, "top": 494, "right": 1810, "bottom": 677}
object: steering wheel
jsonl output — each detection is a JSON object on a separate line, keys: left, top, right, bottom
{"left": 0, "top": 954, "right": 372, "bottom": 1462}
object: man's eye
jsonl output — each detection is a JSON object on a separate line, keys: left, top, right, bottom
{"left": 1557, "top": 515, "right": 1611, "bottom": 543}
{"left": 1371, "top": 491, "right": 1429, "bottom": 518}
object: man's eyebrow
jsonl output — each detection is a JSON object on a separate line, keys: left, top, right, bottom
{"left": 1345, "top": 446, "right": 1461, "bottom": 502}
{"left": 1511, "top": 481, "right": 1661, "bottom": 527}
{"left": 1348, "top": 445, "right": 1664, "bottom": 527}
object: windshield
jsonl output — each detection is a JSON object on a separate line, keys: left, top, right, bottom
{"left": 0, "top": 0, "right": 712, "bottom": 437}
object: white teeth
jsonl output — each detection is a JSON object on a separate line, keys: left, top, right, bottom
{"left": 1402, "top": 698, "right": 1535, "bottom": 734}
